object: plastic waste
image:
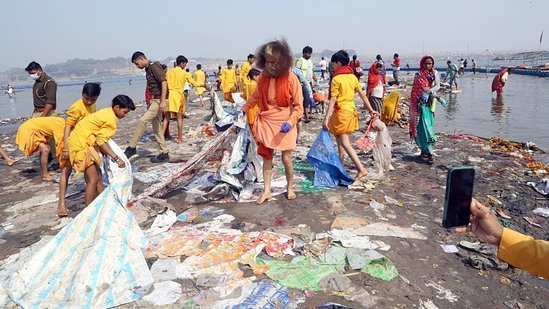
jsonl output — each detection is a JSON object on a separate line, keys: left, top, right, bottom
{"left": 142, "top": 281, "right": 182, "bottom": 305}
{"left": 527, "top": 178, "right": 549, "bottom": 196}
{"left": 306, "top": 129, "right": 353, "bottom": 188}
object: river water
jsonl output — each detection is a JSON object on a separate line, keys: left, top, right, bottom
{"left": 1, "top": 74, "right": 549, "bottom": 149}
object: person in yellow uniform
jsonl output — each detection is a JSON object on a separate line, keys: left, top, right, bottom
{"left": 242, "top": 68, "right": 260, "bottom": 128}
{"left": 16, "top": 117, "right": 65, "bottom": 182}
{"left": 67, "top": 95, "right": 135, "bottom": 206}
{"left": 322, "top": 50, "right": 377, "bottom": 182}
{"left": 220, "top": 59, "right": 237, "bottom": 103}
{"left": 457, "top": 199, "right": 549, "bottom": 278}
{"left": 240, "top": 54, "right": 255, "bottom": 92}
{"left": 57, "top": 83, "right": 101, "bottom": 217}
{"left": 194, "top": 64, "right": 207, "bottom": 108}
{"left": 166, "top": 55, "right": 204, "bottom": 144}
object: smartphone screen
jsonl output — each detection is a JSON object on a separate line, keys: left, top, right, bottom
{"left": 443, "top": 167, "right": 475, "bottom": 228}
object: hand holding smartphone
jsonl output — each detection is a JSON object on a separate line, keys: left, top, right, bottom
{"left": 442, "top": 167, "right": 475, "bottom": 228}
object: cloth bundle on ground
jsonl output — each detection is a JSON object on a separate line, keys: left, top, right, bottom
{"left": 0, "top": 140, "right": 153, "bottom": 309}
{"left": 370, "top": 118, "right": 393, "bottom": 179}
{"left": 307, "top": 129, "right": 354, "bottom": 187}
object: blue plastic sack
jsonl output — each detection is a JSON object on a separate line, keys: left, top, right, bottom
{"left": 306, "top": 129, "right": 354, "bottom": 187}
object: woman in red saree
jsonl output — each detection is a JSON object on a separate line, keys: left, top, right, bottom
{"left": 409, "top": 56, "right": 440, "bottom": 164}
{"left": 241, "top": 40, "right": 304, "bottom": 204}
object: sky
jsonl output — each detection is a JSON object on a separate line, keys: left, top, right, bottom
{"left": 1, "top": 0, "right": 547, "bottom": 71}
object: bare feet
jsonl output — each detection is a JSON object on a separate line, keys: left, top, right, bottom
{"left": 177, "top": 135, "right": 183, "bottom": 144}
{"left": 7, "top": 157, "right": 21, "bottom": 166}
{"left": 57, "top": 203, "right": 69, "bottom": 217}
{"left": 41, "top": 172, "right": 54, "bottom": 182}
{"left": 256, "top": 191, "right": 272, "bottom": 205}
{"left": 286, "top": 188, "right": 297, "bottom": 200}
{"left": 355, "top": 169, "right": 368, "bottom": 182}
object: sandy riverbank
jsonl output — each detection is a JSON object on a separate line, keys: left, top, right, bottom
{"left": 0, "top": 87, "right": 548, "bottom": 308}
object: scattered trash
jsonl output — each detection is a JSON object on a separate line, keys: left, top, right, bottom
{"left": 306, "top": 129, "right": 354, "bottom": 188}
{"left": 145, "top": 209, "right": 177, "bottom": 236}
{"left": 503, "top": 299, "right": 524, "bottom": 309}
{"left": 323, "top": 229, "right": 390, "bottom": 251}
{"left": 150, "top": 258, "right": 180, "bottom": 282}
{"left": 527, "top": 178, "right": 549, "bottom": 196}
{"left": 346, "top": 249, "right": 385, "bottom": 270}
{"left": 384, "top": 195, "right": 401, "bottom": 206}
{"left": 464, "top": 254, "right": 509, "bottom": 271}
{"left": 495, "top": 208, "right": 512, "bottom": 219}
{"left": 260, "top": 255, "right": 339, "bottom": 291}
{"left": 361, "top": 256, "right": 399, "bottom": 281}
{"left": 533, "top": 207, "right": 549, "bottom": 218}
{"left": 499, "top": 276, "right": 512, "bottom": 285}
{"left": 353, "top": 222, "right": 427, "bottom": 240}
{"left": 425, "top": 281, "right": 458, "bottom": 303}
{"left": 468, "top": 156, "right": 484, "bottom": 163}
{"left": 316, "top": 302, "right": 353, "bottom": 309}
{"left": 458, "top": 241, "right": 496, "bottom": 256}
{"left": 486, "top": 194, "right": 503, "bottom": 205}
{"left": 319, "top": 273, "right": 352, "bottom": 291}
{"left": 419, "top": 299, "right": 440, "bottom": 309}
{"left": 176, "top": 207, "right": 200, "bottom": 222}
{"left": 330, "top": 216, "right": 368, "bottom": 230}
{"left": 440, "top": 245, "right": 459, "bottom": 254}
{"left": 0, "top": 223, "right": 14, "bottom": 232}
{"left": 523, "top": 216, "right": 547, "bottom": 229}
{"left": 226, "top": 280, "right": 294, "bottom": 309}
{"left": 142, "top": 280, "right": 182, "bottom": 305}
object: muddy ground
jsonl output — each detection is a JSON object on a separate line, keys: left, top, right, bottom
{"left": 0, "top": 88, "right": 548, "bottom": 308}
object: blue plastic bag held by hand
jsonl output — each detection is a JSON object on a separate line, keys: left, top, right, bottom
{"left": 307, "top": 129, "right": 354, "bottom": 187}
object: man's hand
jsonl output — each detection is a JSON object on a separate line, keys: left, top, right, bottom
{"left": 159, "top": 101, "right": 166, "bottom": 113}
{"left": 455, "top": 198, "right": 504, "bottom": 246}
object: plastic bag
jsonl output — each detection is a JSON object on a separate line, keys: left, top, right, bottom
{"left": 307, "top": 129, "right": 354, "bottom": 187}
{"left": 370, "top": 119, "right": 393, "bottom": 179}
{"left": 356, "top": 115, "right": 379, "bottom": 152}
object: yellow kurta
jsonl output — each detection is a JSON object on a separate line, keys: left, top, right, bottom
{"left": 167, "top": 67, "right": 185, "bottom": 113}
{"left": 67, "top": 108, "right": 119, "bottom": 172}
{"left": 16, "top": 117, "right": 65, "bottom": 158}
{"left": 66, "top": 99, "right": 97, "bottom": 127}
{"left": 220, "top": 68, "right": 237, "bottom": 94}
{"left": 243, "top": 80, "right": 259, "bottom": 126}
{"left": 194, "top": 69, "right": 206, "bottom": 95}
{"left": 328, "top": 74, "right": 361, "bottom": 135}
{"left": 179, "top": 71, "right": 201, "bottom": 114}
{"left": 498, "top": 228, "right": 549, "bottom": 278}
{"left": 240, "top": 61, "right": 253, "bottom": 87}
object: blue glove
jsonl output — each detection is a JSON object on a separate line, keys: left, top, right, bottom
{"left": 439, "top": 97, "right": 448, "bottom": 107}
{"left": 421, "top": 92, "right": 430, "bottom": 103}
{"left": 280, "top": 122, "right": 291, "bottom": 133}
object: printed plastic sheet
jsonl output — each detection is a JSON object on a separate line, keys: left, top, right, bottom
{"left": 307, "top": 129, "right": 354, "bottom": 187}
{"left": 1, "top": 140, "right": 153, "bottom": 309}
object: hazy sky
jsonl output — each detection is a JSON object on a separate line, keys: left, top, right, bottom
{"left": 1, "top": 0, "right": 547, "bottom": 71}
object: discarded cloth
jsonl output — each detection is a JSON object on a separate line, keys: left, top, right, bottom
{"left": 260, "top": 256, "right": 339, "bottom": 291}
{"left": 307, "top": 129, "right": 353, "bottom": 187}
{"left": 1, "top": 140, "right": 153, "bottom": 309}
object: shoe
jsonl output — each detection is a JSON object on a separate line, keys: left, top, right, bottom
{"left": 124, "top": 146, "right": 137, "bottom": 159}
{"left": 49, "top": 162, "right": 60, "bottom": 171}
{"left": 164, "top": 135, "right": 173, "bottom": 141}
{"left": 150, "top": 152, "right": 169, "bottom": 163}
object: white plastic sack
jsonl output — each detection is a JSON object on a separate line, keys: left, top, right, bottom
{"left": 1, "top": 140, "right": 153, "bottom": 308}
{"left": 370, "top": 119, "right": 393, "bottom": 179}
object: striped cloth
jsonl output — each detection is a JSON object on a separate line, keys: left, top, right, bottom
{"left": 2, "top": 140, "right": 153, "bottom": 308}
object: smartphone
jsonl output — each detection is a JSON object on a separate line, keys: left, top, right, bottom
{"left": 442, "top": 167, "right": 475, "bottom": 228}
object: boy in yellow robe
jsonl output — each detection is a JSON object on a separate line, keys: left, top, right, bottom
{"left": 67, "top": 95, "right": 135, "bottom": 206}
{"left": 194, "top": 64, "right": 207, "bottom": 108}
{"left": 220, "top": 59, "right": 237, "bottom": 103}
{"left": 58, "top": 82, "right": 101, "bottom": 217}
{"left": 242, "top": 68, "right": 260, "bottom": 127}
{"left": 322, "top": 50, "right": 377, "bottom": 181}
{"left": 239, "top": 54, "right": 255, "bottom": 91}
{"left": 165, "top": 55, "right": 203, "bottom": 144}
{"left": 16, "top": 116, "right": 65, "bottom": 182}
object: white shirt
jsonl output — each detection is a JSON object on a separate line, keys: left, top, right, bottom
{"left": 319, "top": 60, "right": 328, "bottom": 71}
{"left": 372, "top": 81, "right": 384, "bottom": 98}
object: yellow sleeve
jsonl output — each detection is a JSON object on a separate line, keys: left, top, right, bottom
{"left": 498, "top": 228, "right": 549, "bottom": 278}
{"left": 66, "top": 100, "right": 83, "bottom": 127}
{"left": 95, "top": 117, "right": 117, "bottom": 146}
{"left": 330, "top": 77, "right": 340, "bottom": 98}
{"left": 185, "top": 72, "right": 200, "bottom": 87}
{"left": 353, "top": 75, "right": 361, "bottom": 92}
{"left": 242, "top": 80, "right": 260, "bottom": 113}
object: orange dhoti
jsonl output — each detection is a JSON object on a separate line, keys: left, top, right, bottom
{"left": 68, "top": 135, "right": 102, "bottom": 173}
{"left": 328, "top": 108, "right": 359, "bottom": 136}
{"left": 253, "top": 106, "right": 297, "bottom": 160}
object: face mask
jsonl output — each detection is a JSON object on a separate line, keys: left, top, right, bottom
{"left": 30, "top": 73, "right": 40, "bottom": 80}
